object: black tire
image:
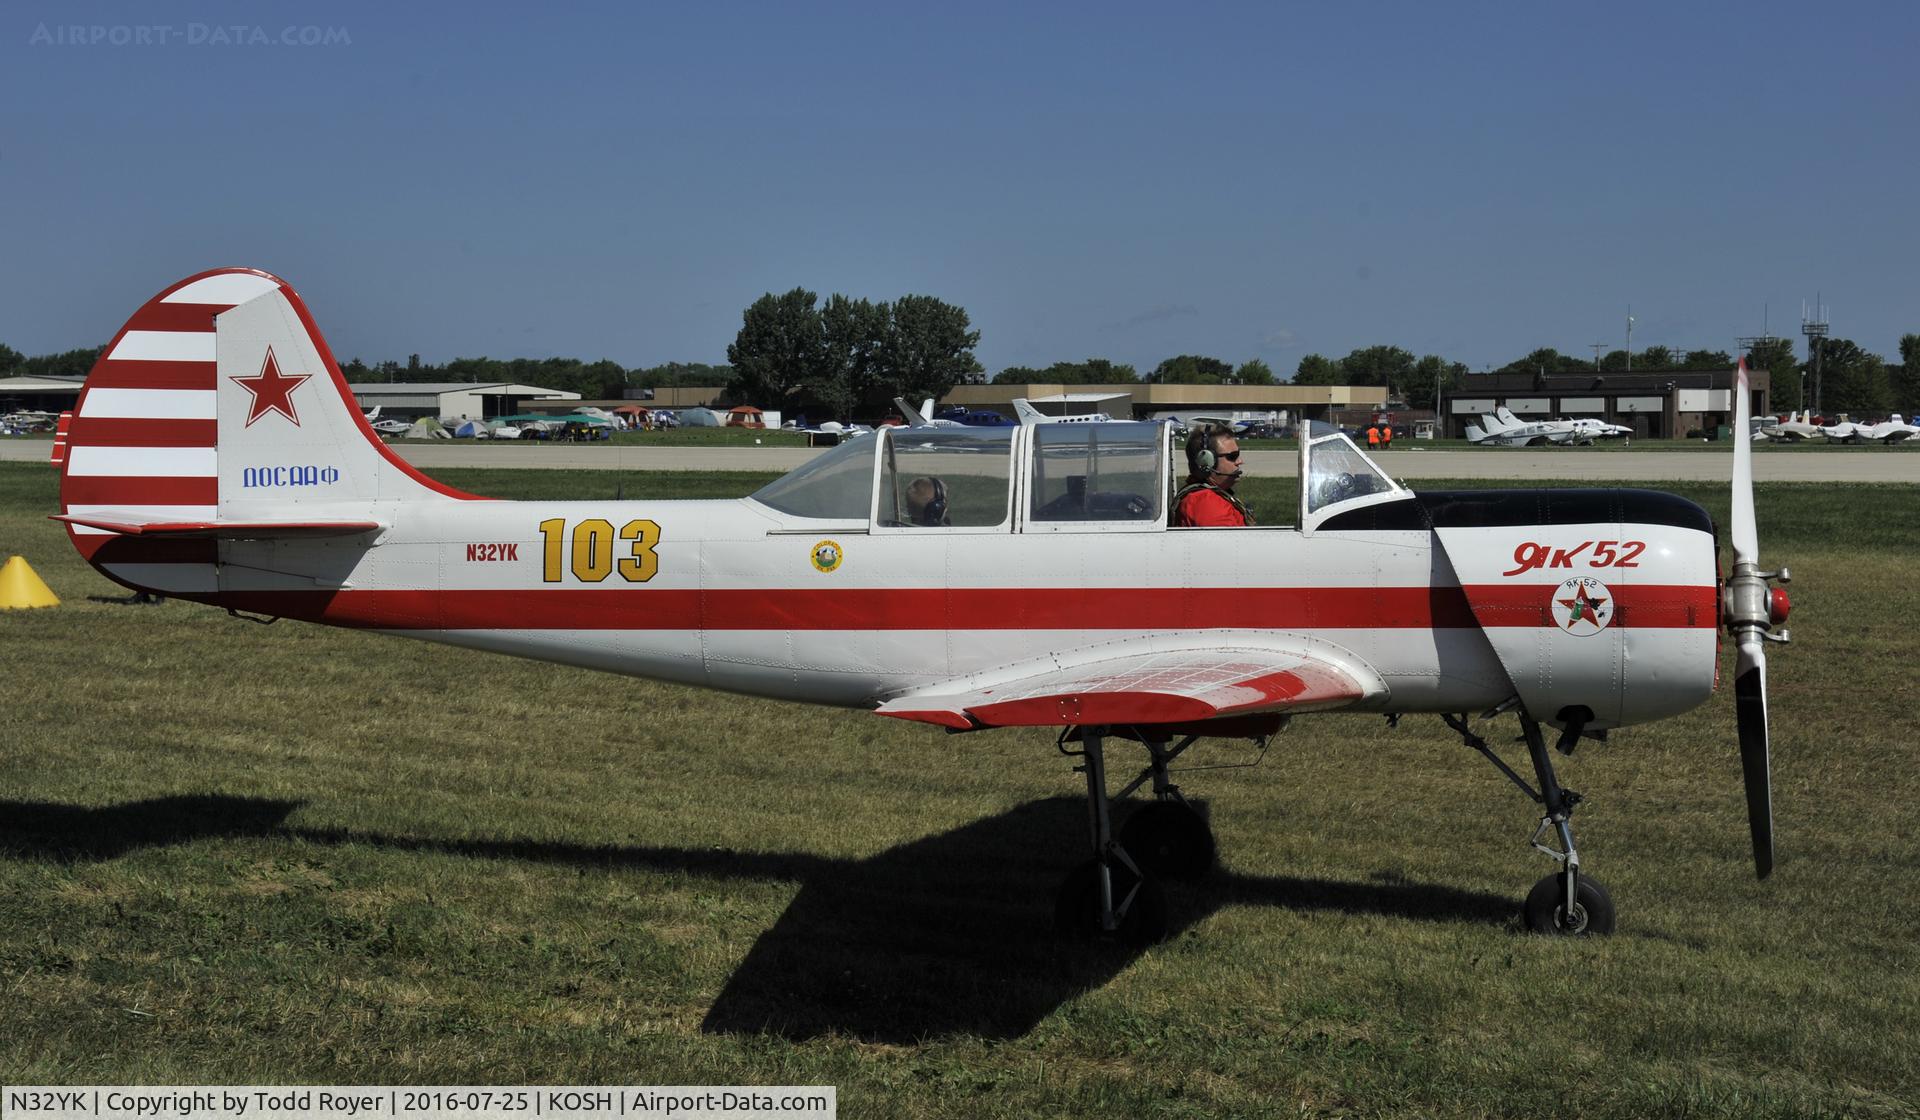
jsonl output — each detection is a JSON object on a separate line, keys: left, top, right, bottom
{"left": 1054, "top": 859, "right": 1169, "bottom": 946}
{"left": 1119, "top": 801, "right": 1216, "bottom": 881}
{"left": 1523, "top": 871, "right": 1616, "bottom": 936}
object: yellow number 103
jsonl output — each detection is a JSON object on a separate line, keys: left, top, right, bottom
{"left": 538, "top": 518, "right": 661, "bottom": 583}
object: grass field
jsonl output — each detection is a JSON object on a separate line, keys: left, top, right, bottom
{"left": 2, "top": 462, "right": 1916, "bottom": 1117}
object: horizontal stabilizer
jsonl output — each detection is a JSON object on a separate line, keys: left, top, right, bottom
{"left": 52, "top": 511, "right": 381, "bottom": 538}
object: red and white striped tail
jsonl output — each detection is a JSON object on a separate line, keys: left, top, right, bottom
{"left": 58, "top": 268, "right": 475, "bottom": 591}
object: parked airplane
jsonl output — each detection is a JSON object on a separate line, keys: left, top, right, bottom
{"left": 1466, "top": 412, "right": 1574, "bottom": 446}
{"left": 1769, "top": 411, "right": 1822, "bottom": 441}
{"left": 1860, "top": 414, "right": 1920, "bottom": 444}
{"left": 1819, "top": 418, "right": 1867, "bottom": 444}
{"left": 896, "top": 397, "right": 967, "bottom": 429}
{"left": 3, "top": 409, "right": 58, "bottom": 432}
{"left": 53, "top": 269, "right": 1792, "bottom": 945}
{"left": 1467, "top": 408, "right": 1630, "bottom": 447}
{"left": 1012, "top": 398, "right": 1113, "bottom": 425}
{"left": 361, "top": 405, "right": 412, "bottom": 437}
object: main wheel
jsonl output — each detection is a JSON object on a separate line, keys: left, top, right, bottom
{"left": 1119, "top": 801, "right": 1216, "bottom": 881}
{"left": 1523, "top": 871, "right": 1616, "bottom": 935}
{"left": 1054, "top": 859, "right": 1169, "bottom": 946}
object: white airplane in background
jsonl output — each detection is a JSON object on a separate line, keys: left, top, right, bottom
{"left": 1468, "top": 408, "right": 1630, "bottom": 447}
{"left": 1860, "top": 414, "right": 1920, "bottom": 444}
{"left": 1013, "top": 398, "right": 1113, "bottom": 425}
{"left": 1466, "top": 410, "right": 1576, "bottom": 446}
{"left": 362, "top": 405, "right": 412, "bottom": 437}
{"left": 1768, "top": 411, "right": 1821, "bottom": 441}
{"left": 3, "top": 409, "right": 58, "bottom": 431}
{"left": 52, "top": 267, "right": 1795, "bottom": 947}
{"left": 1564, "top": 416, "right": 1635, "bottom": 442}
{"left": 1819, "top": 418, "right": 1867, "bottom": 444}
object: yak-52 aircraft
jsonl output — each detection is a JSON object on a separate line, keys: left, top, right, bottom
{"left": 53, "top": 269, "right": 1792, "bottom": 944}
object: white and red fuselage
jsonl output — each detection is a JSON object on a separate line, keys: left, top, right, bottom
{"left": 57, "top": 270, "right": 1723, "bottom": 735}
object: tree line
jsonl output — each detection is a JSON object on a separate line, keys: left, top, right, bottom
{"left": 723, "top": 289, "right": 983, "bottom": 421}
{"left": 6, "top": 322, "right": 1917, "bottom": 419}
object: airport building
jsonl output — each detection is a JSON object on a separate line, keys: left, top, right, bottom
{"left": 0, "top": 375, "right": 85, "bottom": 413}
{"left": 941, "top": 382, "right": 1390, "bottom": 425}
{"left": 347, "top": 382, "right": 580, "bottom": 421}
{"left": 1443, "top": 367, "right": 1771, "bottom": 440}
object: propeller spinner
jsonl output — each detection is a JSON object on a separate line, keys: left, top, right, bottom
{"left": 1724, "top": 359, "right": 1792, "bottom": 878}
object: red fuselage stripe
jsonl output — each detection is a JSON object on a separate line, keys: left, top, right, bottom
{"left": 165, "top": 583, "right": 1716, "bottom": 632}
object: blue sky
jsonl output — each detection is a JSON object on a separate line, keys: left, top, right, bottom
{"left": 4, "top": 1, "right": 1914, "bottom": 375}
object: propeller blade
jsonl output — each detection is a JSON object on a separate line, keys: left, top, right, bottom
{"left": 1734, "top": 637, "right": 1775, "bottom": 878}
{"left": 1731, "top": 359, "right": 1759, "bottom": 567}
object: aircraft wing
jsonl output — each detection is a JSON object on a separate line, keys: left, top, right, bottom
{"left": 875, "top": 634, "right": 1385, "bottom": 729}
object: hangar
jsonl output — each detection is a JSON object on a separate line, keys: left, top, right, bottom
{"left": 1443, "top": 367, "right": 1771, "bottom": 440}
{"left": 941, "top": 382, "right": 1390, "bottom": 424}
{"left": 0, "top": 375, "right": 84, "bottom": 414}
{"left": 348, "top": 382, "right": 580, "bottom": 422}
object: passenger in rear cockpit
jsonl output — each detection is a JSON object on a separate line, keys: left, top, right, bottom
{"left": 906, "top": 475, "right": 950, "bottom": 526}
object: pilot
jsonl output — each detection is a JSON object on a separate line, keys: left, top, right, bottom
{"left": 1173, "top": 425, "right": 1252, "bottom": 527}
{"left": 905, "top": 475, "right": 950, "bottom": 526}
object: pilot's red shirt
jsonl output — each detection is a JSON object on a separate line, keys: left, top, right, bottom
{"left": 1174, "top": 486, "right": 1250, "bottom": 527}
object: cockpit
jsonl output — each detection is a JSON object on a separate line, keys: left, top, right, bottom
{"left": 748, "top": 419, "right": 1405, "bottom": 533}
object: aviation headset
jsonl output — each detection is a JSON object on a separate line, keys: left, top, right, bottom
{"left": 913, "top": 476, "right": 948, "bottom": 526}
{"left": 1187, "top": 424, "right": 1236, "bottom": 477}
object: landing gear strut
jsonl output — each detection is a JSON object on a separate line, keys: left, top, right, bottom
{"left": 1445, "top": 708, "right": 1617, "bottom": 936}
{"left": 1054, "top": 725, "right": 1170, "bottom": 945}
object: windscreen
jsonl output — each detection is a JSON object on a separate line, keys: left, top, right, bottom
{"left": 748, "top": 433, "right": 875, "bottom": 519}
{"left": 1305, "top": 421, "right": 1395, "bottom": 513}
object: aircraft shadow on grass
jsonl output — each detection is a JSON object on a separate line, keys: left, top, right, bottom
{"left": 1, "top": 794, "right": 1512, "bottom": 1043}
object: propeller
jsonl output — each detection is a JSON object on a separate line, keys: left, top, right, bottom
{"left": 1726, "top": 359, "right": 1790, "bottom": 878}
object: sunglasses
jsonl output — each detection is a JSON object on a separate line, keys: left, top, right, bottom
{"left": 1214, "top": 450, "right": 1241, "bottom": 463}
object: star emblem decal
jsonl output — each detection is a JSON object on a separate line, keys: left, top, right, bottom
{"left": 1558, "top": 585, "right": 1609, "bottom": 629}
{"left": 1549, "top": 576, "right": 1614, "bottom": 635}
{"left": 230, "top": 346, "right": 311, "bottom": 427}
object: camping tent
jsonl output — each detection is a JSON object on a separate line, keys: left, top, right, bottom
{"left": 680, "top": 407, "right": 723, "bottom": 427}
{"left": 453, "top": 418, "right": 486, "bottom": 438}
{"left": 405, "top": 417, "right": 450, "bottom": 439}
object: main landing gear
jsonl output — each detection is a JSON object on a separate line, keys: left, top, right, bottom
{"left": 1445, "top": 706, "right": 1617, "bottom": 935}
{"left": 1054, "top": 725, "right": 1242, "bottom": 945}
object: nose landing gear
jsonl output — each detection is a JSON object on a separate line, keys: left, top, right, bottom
{"left": 1445, "top": 707, "right": 1617, "bottom": 936}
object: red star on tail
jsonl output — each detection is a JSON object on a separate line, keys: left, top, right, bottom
{"left": 230, "top": 346, "right": 312, "bottom": 427}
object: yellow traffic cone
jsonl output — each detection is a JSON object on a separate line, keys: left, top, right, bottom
{"left": 0, "top": 555, "right": 60, "bottom": 609}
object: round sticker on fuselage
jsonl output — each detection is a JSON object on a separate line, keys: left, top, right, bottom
{"left": 1551, "top": 575, "right": 1614, "bottom": 635}
{"left": 811, "top": 540, "right": 843, "bottom": 573}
